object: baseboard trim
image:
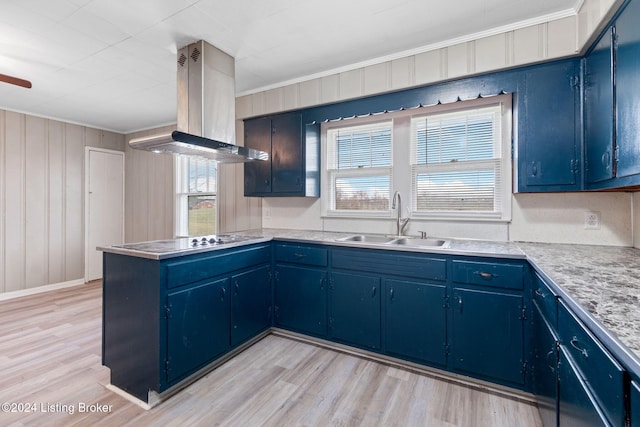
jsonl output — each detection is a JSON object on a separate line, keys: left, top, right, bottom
{"left": 0, "top": 279, "right": 86, "bottom": 301}
{"left": 271, "top": 328, "right": 537, "bottom": 404}
{"left": 106, "top": 330, "right": 272, "bottom": 408}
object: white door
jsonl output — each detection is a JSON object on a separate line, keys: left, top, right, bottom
{"left": 85, "top": 148, "right": 124, "bottom": 282}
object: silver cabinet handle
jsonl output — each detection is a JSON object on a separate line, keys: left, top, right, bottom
{"left": 570, "top": 337, "right": 588, "bottom": 358}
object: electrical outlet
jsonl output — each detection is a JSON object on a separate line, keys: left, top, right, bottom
{"left": 584, "top": 211, "right": 601, "bottom": 230}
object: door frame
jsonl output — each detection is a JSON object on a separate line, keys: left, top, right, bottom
{"left": 84, "top": 147, "right": 125, "bottom": 282}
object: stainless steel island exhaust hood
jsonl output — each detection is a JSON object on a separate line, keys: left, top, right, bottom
{"left": 129, "top": 40, "right": 268, "bottom": 163}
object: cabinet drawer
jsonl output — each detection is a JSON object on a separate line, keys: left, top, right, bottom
{"left": 558, "top": 300, "right": 625, "bottom": 427}
{"left": 331, "top": 249, "right": 447, "bottom": 282}
{"left": 165, "top": 244, "right": 271, "bottom": 289}
{"left": 452, "top": 260, "right": 524, "bottom": 290}
{"left": 275, "top": 243, "right": 327, "bottom": 267}
{"left": 533, "top": 274, "right": 558, "bottom": 328}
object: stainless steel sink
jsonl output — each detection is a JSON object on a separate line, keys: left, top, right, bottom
{"left": 337, "top": 235, "right": 397, "bottom": 244}
{"left": 337, "top": 234, "right": 450, "bottom": 248}
{"left": 388, "top": 237, "right": 450, "bottom": 248}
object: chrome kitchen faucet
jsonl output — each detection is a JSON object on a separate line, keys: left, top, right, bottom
{"left": 392, "top": 191, "right": 410, "bottom": 236}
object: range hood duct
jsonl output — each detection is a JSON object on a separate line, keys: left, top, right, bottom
{"left": 129, "top": 40, "right": 268, "bottom": 163}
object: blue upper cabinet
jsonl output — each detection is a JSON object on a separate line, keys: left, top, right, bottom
{"left": 586, "top": 0, "right": 640, "bottom": 189}
{"left": 614, "top": 0, "right": 640, "bottom": 182}
{"left": 244, "top": 112, "right": 320, "bottom": 197}
{"left": 519, "top": 60, "right": 582, "bottom": 192}
{"left": 585, "top": 27, "right": 615, "bottom": 184}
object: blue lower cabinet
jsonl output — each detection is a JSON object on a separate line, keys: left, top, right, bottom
{"left": 384, "top": 279, "right": 447, "bottom": 366}
{"left": 166, "top": 278, "right": 230, "bottom": 383}
{"left": 531, "top": 301, "right": 559, "bottom": 427}
{"left": 274, "top": 265, "right": 327, "bottom": 336}
{"left": 230, "top": 265, "right": 272, "bottom": 347}
{"left": 558, "top": 346, "right": 609, "bottom": 427}
{"left": 329, "top": 271, "right": 381, "bottom": 350}
{"left": 631, "top": 380, "right": 640, "bottom": 427}
{"left": 558, "top": 300, "right": 624, "bottom": 426}
{"left": 450, "top": 287, "right": 525, "bottom": 386}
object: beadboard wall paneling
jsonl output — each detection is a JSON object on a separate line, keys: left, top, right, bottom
{"left": 216, "top": 132, "right": 262, "bottom": 233}
{"left": 578, "top": 0, "right": 620, "bottom": 48}
{"left": 124, "top": 126, "right": 175, "bottom": 244}
{"left": 236, "top": 0, "right": 626, "bottom": 121}
{"left": 236, "top": 16, "right": 584, "bottom": 120}
{"left": 0, "top": 109, "right": 125, "bottom": 295}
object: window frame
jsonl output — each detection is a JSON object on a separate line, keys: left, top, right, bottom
{"left": 322, "top": 116, "right": 395, "bottom": 218}
{"left": 320, "top": 94, "right": 512, "bottom": 222}
{"left": 409, "top": 97, "right": 512, "bottom": 221}
{"left": 174, "top": 156, "right": 218, "bottom": 237}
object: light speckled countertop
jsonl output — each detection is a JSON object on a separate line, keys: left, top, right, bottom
{"left": 101, "top": 228, "right": 640, "bottom": 373}
{"left": 517, "top": 242, "right": 640, "bottom": 366}
{"left": 249, "top": 228, "right": 527, "bottom": 259}
{"left": 258, "top": 229, "right": 640, "bottom": 371}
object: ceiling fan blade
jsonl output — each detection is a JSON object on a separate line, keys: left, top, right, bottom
{"left": 0, "top": 73, "right": 32, "bottom": 89}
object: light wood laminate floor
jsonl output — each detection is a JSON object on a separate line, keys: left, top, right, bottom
{"left": 0, "top": 281, "right": 542, "bottom": 426}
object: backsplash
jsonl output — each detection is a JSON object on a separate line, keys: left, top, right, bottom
{"left": 262, "top": 192, "right": 635, "bottom": 246}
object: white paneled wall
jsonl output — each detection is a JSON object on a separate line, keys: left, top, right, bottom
{"left": 124, "top": 126, "right": 175, "bottom": 243}
{"left": 237, "top": 15, "right": 584, "bottom": 119}
{"left": 0, "top": 109, "right": 124, "bottom": 295}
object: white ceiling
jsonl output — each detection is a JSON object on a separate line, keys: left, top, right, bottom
{"left": 0, "top": 0, "right": 578, "bottom": 134}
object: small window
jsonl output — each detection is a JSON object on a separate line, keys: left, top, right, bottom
{"left": 325, "top": 121, "right": 393, "bottom": 214}
{"left": 410, "top": 101, "right": 510, "bottom": 219}
{"left": 175, "top": 157, "right": 217, "bottom": 236}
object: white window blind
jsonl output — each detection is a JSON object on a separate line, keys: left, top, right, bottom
{"left": 326, "top": 121, "right": 392, "bottom": 212}
{"left": 411, "top": 105, "right": 503, "bottom": 216}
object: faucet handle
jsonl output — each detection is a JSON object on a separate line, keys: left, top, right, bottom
{"left": 418, "top": 231, "right": 428, "bottom": 239}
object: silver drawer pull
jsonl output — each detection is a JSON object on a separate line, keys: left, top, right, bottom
{"left": 570, "top": 337, "right": 589, "bottom": 358}
{"left": 293, "top": 253, "right": 306, "bottom": 258}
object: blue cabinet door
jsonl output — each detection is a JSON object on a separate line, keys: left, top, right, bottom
{"left": 384, "top": 279, "right": 447, "bottom": 366}
{"left": 521, "top": 60, "right": 581, "bottom": 190}
{"left": 558, "top": 346, "right": 609, "bottom": 427}
{"left": 166, "top": 278, "right": 230, "bottom": 383}
{"left": 244, "top": 117, "right": 272, "bottom": 195}
{"left": 631, "top": 380, "right": 640, "bottom": 427}
{"left": 329, "top": 271, "right": 381, "bottom": 350}
{"left": 231, "top": 265, "right": 271, "bottom": 346}
{"left": 531, "top": 301, "right": 558, "bottom": 427}
{"left": 275, "top": 265, "right": 327, "bottom": 336}
{"left": 450, "top": 287, "right": 525, "bottom": 386}
{"left": 614, "top": 0, "right": 640, "bottom": 180}
{"left": 271, "top": 113, "right": 303, "bottom": 194}
{"left": 585, "top": 28, "right": 615, "bottom": 184}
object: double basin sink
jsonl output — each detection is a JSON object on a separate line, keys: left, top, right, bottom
{"left": 336, "top": 234, "right": 450, "bottom": 248}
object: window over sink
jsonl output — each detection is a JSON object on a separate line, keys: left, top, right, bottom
{"left": 321, "top": 94, "right": 512, "bottom": 221}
